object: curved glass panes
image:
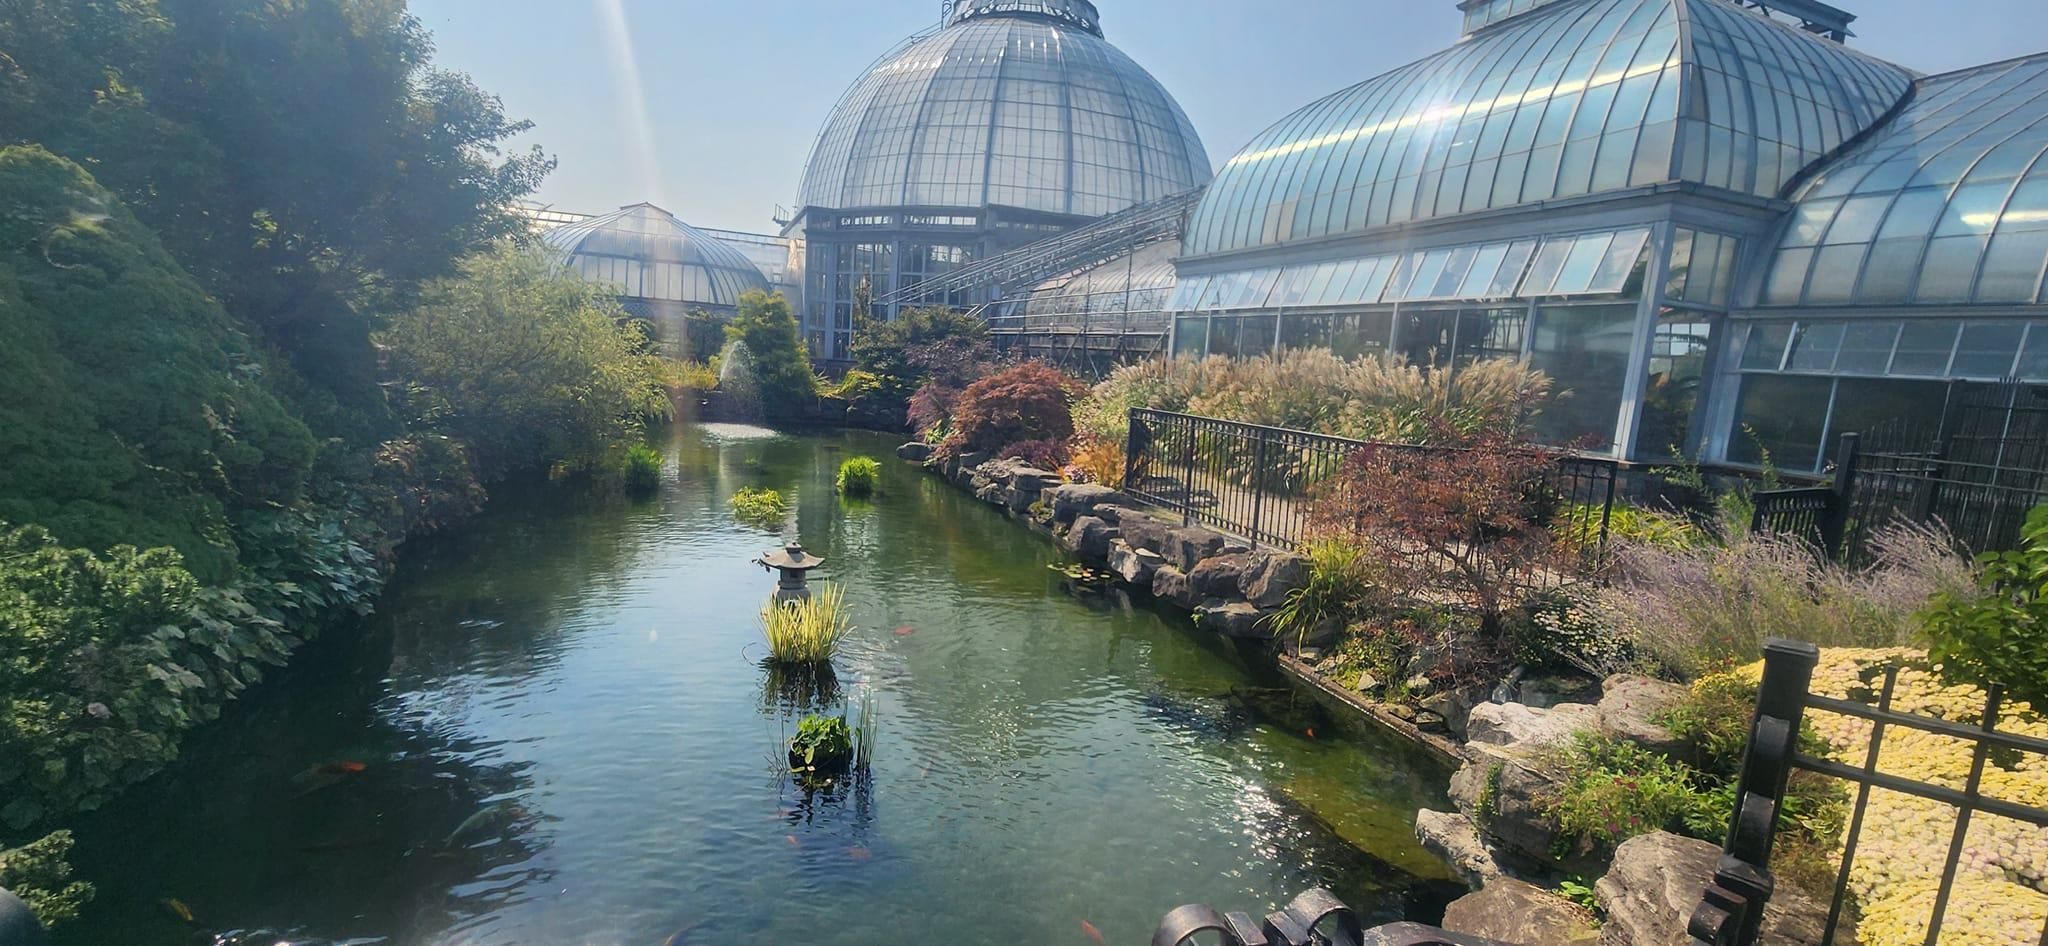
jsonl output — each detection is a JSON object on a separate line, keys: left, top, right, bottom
{"left": 1678, "top": 1, "right": 1907, "bottom": 198}
{"left": 1184, "top": 0, "right": 1909, "bottom": 258}
{"left": 1169, "top": 226, "right": 1648, "bottom": 312}
{"left": 796, "top": 13, "right": 1209, "bottom": 218}
{"left": 1025, "top": 241, "right": 1177, "bottom": 317}
{"left": 1734, "top": 318, "right": 2048, "bottom": 381}
{"left": 1764, "top": 54, "right": 2048, "bottom": 308}
{"left": 542, "top": 204, "right": 770, "bottom": 311}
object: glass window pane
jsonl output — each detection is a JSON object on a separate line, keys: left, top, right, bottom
{"left": 1807, "top": 244, "right": 1869, "bottom": 303}
{"left": 1433, "top": 245, "right": 1480, "bottom": 298}
{"left": 1173, "top": 316, "right": 1208, "bottom": 357}
{"left": 1858, "top": 239, "right": 1925, "bottom": 302}
{"left": 1666, "top": 227, "right": 1697, "bottom": 299}
{"left": 1589, "top": 229, "right": 1648, "bottom": 293}
{"left": 1890, "top": 321, "right": 1959, "bottom": 376}
{"left": 1460, "top": 243, "right": 1511, "bottom": 298}
{"left": 1639, "top": 316, "right": 1715, "bottom": 457}
{"left": 1977, "top": 230, "right": 2048, "bottom": 303}
{"left": 1876, "top": 188, "right": 1948, "bottom": 240}
{"left": 1824, "top": 194, "right": 1893, "bottom": 245}
{"left": 1766, "top": 247, "right": 1813, "bottom": 303}
{"left": 1786, "top": 321, "right": 1845, "bottom": 372}
{"left": 2016, "top": 322, "right": 2048, "bottom": 380}
{"left": 1521, "top": 239, "right": 1573, "bottom": 295}
{"left": 1951, "top": 322, "right": 2024, "bottom": 378}
{"left": 1354, "top": 257, "right": 1397, "bottom": 304}
{"left": 1491, "top": 241, "right": 1538, "bottom": 296}
{"left": 1730, "top": 375, "right": 1835, "bottom": 473}
{"left": 1835, "top": 322, "right": 1899, "bottom": 375}
{"left": 1407, "top": 250, "right": 1453, "bottom": 301}
{"left": 1742, "top": 322, "right": 1793, "bottom": 370}
{"left": 1529, "top": 303, "right": 1637, "bottom": 451}
{"left": 1936, "top": 183, "right": 2012, "bottom": 236}
{"left": 1551, "top": 234, "right": 1615, "bottom": 295}
{"left": 1786, "top": 198, "right": 1841, "bottom": 246}
{"left": 1915, "top": 236, "right": 1991, "bottom": 302}
{"left": 1827, "top": 378, "right": 1952, "bottom": 453}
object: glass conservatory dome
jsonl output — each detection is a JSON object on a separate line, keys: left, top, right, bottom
{"left": 542, "top": 203, "right": 771, "bottom": 312}
{"left": 795, "top": 0, "right": 1211, "bottom": 219}
{"left": 1182, "top": 0, "right": 1910, "bottom": 257}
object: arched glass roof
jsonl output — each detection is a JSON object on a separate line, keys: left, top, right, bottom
{"left": 1763, "top": 53, "right": 2048, "bottom": 309}
{"left": 542, "top": 204, "right": 770, "bottom": 310}
{"left": 1025, "top": 239, "right": 1177, "bottom": 315}
{"left": 1182, "top": 0, "right": 1909, "bottom": 258}
{"left": 796, "top": 4, "right": 1210, "bottom": 219}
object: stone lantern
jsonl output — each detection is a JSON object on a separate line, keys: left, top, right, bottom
{"left": 757, "top": 542, "right": 825, "bottom": 604}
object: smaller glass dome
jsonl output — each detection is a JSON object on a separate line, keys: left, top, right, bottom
{"left": 543, "top": 203, "right": 770, "bottom": 312}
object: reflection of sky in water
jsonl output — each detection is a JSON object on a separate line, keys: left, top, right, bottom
{"left": 61, "top": 426, "right": 1456, "bottom": 946}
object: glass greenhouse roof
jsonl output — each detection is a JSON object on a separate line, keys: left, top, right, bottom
{"left": 542, "top": 204, "right": 770, "bottom": 310}
{"left": 1025, "top": 240, "right": 1177, "bottom": 315}
{"left": 1763, "top": 53, "right": 2048, "bottom": 309}
{"left": 1182, "top": 0, "right": 1908, "bottom": 258}
{"left": 1170, "top": 225, "right": 1650, "bottom": 312}
{"left": 795, "top": 5, "right": 1210, "bottom": 219}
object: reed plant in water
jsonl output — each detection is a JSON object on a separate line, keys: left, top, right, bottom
{"left": 836, "top": 456, "right": 881, "bottom": 497}
{"left": 762, "top": 584, "right": 850, "bottom": 664}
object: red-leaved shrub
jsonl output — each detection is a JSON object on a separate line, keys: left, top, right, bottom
{"left": 1305, "top": 427, "right": 1571, "bottom": 630}
{"left": 936, "top": 361, "right": 1081, "bottom": 462}
{"left": 907, "top": 383, "right": 959, "bottom": 440}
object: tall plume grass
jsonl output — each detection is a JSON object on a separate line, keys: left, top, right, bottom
{"left": 762, "top": 584, "right": 850, "bottom": 664}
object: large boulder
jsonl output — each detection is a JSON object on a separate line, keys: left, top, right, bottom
{"left": 1596, "top": 832, "right": 1839, "bottom": 946}
{"left": 1006, "top": 468, "right": 1060, "bottom": 513}
{"left": 1115, "top": 511, "right": 1177, "bottom": 555}
{"left": 1108, "top": 541, "right": 1166, "bottom": 587}
{"left": 1167, "top": 527, "right": 1228, "bottom": 571}
{"left": 1239, "top": 549, "right": 1311, "bottom": 609}
{"left": 1187, "top": 553, "right": 1251, "bottom": 599}
{"left": 1448, "top": 749, "right": 1592, "bottom": 875}
{"left": 1194, "top": 599, "right": 1270, "bottom": 639}
{"left": 1466, "top": 700, "right": 1602, "bottom": 752}
{"left": 1151, "top": 565, "right": 1197, "bottom": 609}
{"left": 1050, "top": 483, "right": 1120, "bottom": 525}
{"left": 1060, "top": 516, "right": 1119, "bottom": 560}
{"left": 896, "top": 441, "right": 933, "bottom": 462}
{"left": 1443, "top": 878, "right": 1600, "bottom": 946}
{"left": 1414, "top": 809, "right": 1503, "bottom": 886}
{"left": 1598, "top": 674, "right": 1688, "bottom": 757}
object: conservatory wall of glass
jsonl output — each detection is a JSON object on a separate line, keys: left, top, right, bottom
{"left": 542, "top": 204, "right": 773, "bottom": 357}
{"left": 1165, "top": 0, "right": 2048, "bottom": 469}
{"left": 786, "top": 0, "right": 1209, "bottom": 360}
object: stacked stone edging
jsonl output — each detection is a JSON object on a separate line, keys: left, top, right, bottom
{"left": 903, "top": 447, "right": 1309, "bottom": 643}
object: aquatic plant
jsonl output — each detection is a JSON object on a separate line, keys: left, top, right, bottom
{"left": 730, "top": 487, "right": 789, "bottom": 529}
{"left": 0, "top": 830, "right": 91, "bottom": 926}
{"left": 621, "top": 444, "right": 663, "bottom": 496}
{"left": 836, "top": 457, "right": 881, "bottom": 497}
{"left": 789, "top": 714, "right": 855, "bottom": 785}
{"left": 852, "top": 690, "right": 880, "bottom": 773}
{"left": 762, "top": 584, "right": 850, "bottom": 664}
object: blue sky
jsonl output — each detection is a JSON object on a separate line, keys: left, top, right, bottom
{"left": 409, "top": 0, "right": 2048, "bottom": 234}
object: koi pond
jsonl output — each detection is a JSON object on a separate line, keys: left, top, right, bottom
{"left": 60, "top": 424, "right": 1459, "bottom": 946}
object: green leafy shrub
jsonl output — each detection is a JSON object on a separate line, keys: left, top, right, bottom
{"left": 826, "top": 370, "right": 883, "bottom": 401}
{"left": 0, "top": 831, "right": 91, "bottom": 926}
{"left": 762, "top": 585, "right": 850, "bottom": 664}
{"left": 851, "top": 306, "right": 995, "bottom": 406}
{"left": 622, "top": 444, "right": 663, "bottom": 496}
{"left": 730, "top": 488, "right": 789, "bottom": 529}
{"left": 1512, "top": 587, "right": 1636, "bottom": 676}
{"left": 789, "top": 713, "right": 855, "bottom": 784}
{"left": 1920, "top": 504, "right": 2048, "bottom": 713}
{"left": 1544, "top": 732, "right": 1702, "bottom": 857}
{"left": 937, "top": 361, "right": 1082, "bottom": 463}
{"left": 836, "top": 457, "right": 881, "bottom": 497}
{"left": 0, "top": 147, "right": 318, "bottom": 581}
{"left": 1556, "top": 502, "right": 1704, "bottom": 553}
{"left": 380, "top": 245, "right": 670, "bottom": 480}
{"left": 723, "top": 290, "right": 815, "bottom": 416}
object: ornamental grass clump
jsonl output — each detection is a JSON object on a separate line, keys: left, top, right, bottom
{"left": 835, "top": 457, "right": 881, "bottom": 497}
{"left": 762, "top": 584, "right": 850, "bottom": 664}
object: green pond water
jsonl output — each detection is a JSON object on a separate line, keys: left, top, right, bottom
{"left": 59, "top": 424, "right": 1459, "bottom": 946}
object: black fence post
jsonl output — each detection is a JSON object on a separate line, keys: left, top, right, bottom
{"left": 1822, "top": 432, "right": 1859, "bottom": 561}
{"left": 1178, "top": 420, "right": 1197, "bottom": 528}
{"left": 1249, "top": 434, "right": 1269, "bottom": 550}
{"left": 1123, "top": 408, "right": 1147, "bottom": 492}
{"left": 1689, "top": 638, "right": 1818, "bottom": 946}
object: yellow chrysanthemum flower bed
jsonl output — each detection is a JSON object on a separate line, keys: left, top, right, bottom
{"left": 1729, "top": 648, "right": 2048, "bottom": 946}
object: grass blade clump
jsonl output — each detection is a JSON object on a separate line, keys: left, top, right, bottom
{"left": 836, "top": 456, "right": 881, "bottom": 497}
{"left": 621, "top": 444, "right": 663, "bottom": 495}
{"left": 762, "top": 584, "right": 849, "bottom": 664}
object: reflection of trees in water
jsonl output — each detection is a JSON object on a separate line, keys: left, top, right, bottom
{"left": 56, "top": 627, "right": 551, "bottom": 946}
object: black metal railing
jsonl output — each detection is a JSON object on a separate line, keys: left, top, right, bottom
{"left": 1691, "top": 639, "right": 2048, "bottom": 946}
{"left": 1121, "top": 409, "right": 1617, "bottom": 563}
{"left": 1753, "top": 383, "right": 2048, "bottom": 565}
{"left": 1153, "top": 887, "right": 1511, "bottom": 946}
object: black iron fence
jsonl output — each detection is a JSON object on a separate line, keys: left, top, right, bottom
{"left": 1120, "top": 409, "right": 1617, "bottom": 563}
{"left": 1692, "top": 639, "right": 2048, "bottom": 946}
{"left": 1752, "top": 382, "right": 2048, "bottom": 565}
